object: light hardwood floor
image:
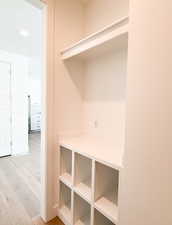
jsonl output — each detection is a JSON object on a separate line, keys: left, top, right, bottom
{"left": 0, "top": 133, "right": 41, "bottom": 225}
{"left": 33, "top": 216, "right": 63, "bottom": 225}
{"left": 0, "top": 133, "right": 64, "bottom": 225}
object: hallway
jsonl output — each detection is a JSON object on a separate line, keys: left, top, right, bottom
{"left": 0, "top": 133, "right": 40, "bottom": 225}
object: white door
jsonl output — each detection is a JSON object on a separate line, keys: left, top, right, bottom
{"left": 0, "top": 62, "right": 12, "bottom": 157}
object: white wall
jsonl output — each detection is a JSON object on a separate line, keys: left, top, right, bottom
{"left": 54, "top": 0, "right": 85, "bottom": 136}
{"left": 28, "top": 57, "right": 42, "bottom": 102}
{"left": 84, "top": 49, "right": 127, "bottom": 148}
{"left": 85, "top": 0, "right": 129, "bottom": 35}
{"left": 0, "top": 50, "right": 29, "bottom": 155}
{"left": 28, "top": 57, "right": 42, "bottom": 131}
{"left": 119, "top": 0, "right": 172, "bottom": 225}
{"left": 28, "top": 78, "right": 41, "bottom": 103}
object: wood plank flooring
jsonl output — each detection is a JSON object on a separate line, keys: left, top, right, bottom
{"left": 32, "top": 216, "right": 64, "bottom": 225}
{"left": 0, "top": 133, "right": 64, "bottom": 225}
{"left": 0, "top": 133, "right": 41, "bottom": 225}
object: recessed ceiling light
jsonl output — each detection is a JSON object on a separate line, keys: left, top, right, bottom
{"left": 19, "top": 29, "right": 30, "bottom": 37}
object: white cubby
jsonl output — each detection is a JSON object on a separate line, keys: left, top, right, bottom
{"left": 74, "top": 153, "right": 92, "bottom": 202}
{"left": 59, "top": 182, "right": 72, "bottom": 225}
{"left": 94, "top": 209, "right": 115, "bottom": 225}
{"left": 60, "top": 147, "right": 73, "bottom": 187}
{"left": 94, "top": 162, "right": 119, "bottom": 224}
{"left": 58, "top": 144, "right": 120, "bottom": 225}
{"left": 74, "top": 193, "right": 91, "bottom": 225}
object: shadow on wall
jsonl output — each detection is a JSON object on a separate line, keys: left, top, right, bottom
{"left": 64, "top": 48, "right": 127, "bottom": 102}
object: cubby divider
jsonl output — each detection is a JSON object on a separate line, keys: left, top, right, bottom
{"left": 74, "top": 153, "right": 92, "bottom": 202}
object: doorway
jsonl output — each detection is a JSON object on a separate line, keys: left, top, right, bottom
{"left": 0, "top": 0, "right": 45, "bottom": 224}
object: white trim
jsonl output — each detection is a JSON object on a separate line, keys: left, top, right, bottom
{"left": 23, "top": 0, "right": 51, "bottom": 222}
{"left": 40, "top": 2, "right": 48, "bottom": 221}
{"left": 40, "top": 0, "right": 56, "bottom": 222}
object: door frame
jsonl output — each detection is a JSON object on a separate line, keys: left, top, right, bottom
{"left": 0, "top": 60, "right": 12, "bottom": 157}
{"left": 26, "top": 0, "right": 56, "bottom": 221}
{"left": 1, "top": 0, "right": 56, "bottom": 221}
{"left": 40, "top": 0, "right": 57, "bottom": 222}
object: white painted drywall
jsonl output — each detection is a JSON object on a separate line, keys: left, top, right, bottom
{"left": 28, "top": 78, "right": 41, "bottom": 103}
{"left": 28, "top": 61, "right": 42, "bottom": 132}
{"left": 84, "top": 49, "right": 127, "bottom": 149}
{"left": 54, "top": 0, "right": 85, "bottom": 136}
{"left": 85, "top": 0, "right": 129, "bottom": 35}
{"left": 28, "top": 57, "right": 42, "bottom": 104}
{"left": 119, "top": 0, "right": 172, "bottom": 225}
{"left": 0, "top": 50, "right": 29, "bottom": 155}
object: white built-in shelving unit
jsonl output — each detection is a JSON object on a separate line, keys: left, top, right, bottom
{"left": 57, "top": 0, "right": 129, "bottom": 224}
{"left": 58, "top": 144, "right": 120, "bottom": 225}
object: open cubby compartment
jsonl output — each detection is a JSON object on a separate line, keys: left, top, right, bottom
{"left": 94, "top": 162, "right": 119, "bottom": 224}
{"left": 60, "top": 146, "right": 73, "bottom": 187}
{"left": 74, "top": 193, "right": 91, "bottom": 225}
{"left": 59, "top": 182, "right": 72, "bottom": 225}
{"left": 94, "top": 209, "right": 115, "bottom": 225}
{"left": 74, "top": 152, "right": 92, "bottom": 202}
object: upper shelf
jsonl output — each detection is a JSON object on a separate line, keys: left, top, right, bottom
{"left": 60, "top": 16, "right": 129, "bottom": 60}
